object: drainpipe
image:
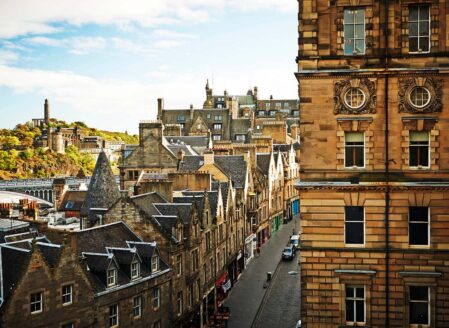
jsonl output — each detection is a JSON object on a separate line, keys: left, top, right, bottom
{"left": 384, "top": 1, "right": 390, "bottom": 327}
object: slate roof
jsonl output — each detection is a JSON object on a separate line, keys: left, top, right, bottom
{"left": 80, "top": 152, "right": 120, "bottom": 221}
{"left": 173, "top": 195, "right": 205, "bottom": 223}
{"left": 58, "top": 190, "right": 87, "bottom": 212}
{"left": 166, "top": 144, "right": 198, "bottom": 157}
{"left": 178, "top": 156, "right": 204, "bottom": 171}
{"left": 214, "top": 156, "right": 247, "bottom": 189}
{"left": 256, "top": 153, "right": 271, "bottom": 176}
{"left": 153, "top": 203, "right": 192, "bottom": 225}
{"left": 130, "top": 192, "right": 167, "bottom": 218}
{"left": 151, "top": 215, "right": 180, "bottom": 238}
{"left": 166, "top": 136, "right": 210, "bottom": 148}
{"left": 212, "top": 181, "right": 230, "bottom": 212}
{"left": 181, "top": 190, "right": 219, "bottom": 218}
{"left": 0, "top": 245, "right": 31, "bottom": 301}
{"left": 36, "top": 242, "right": 62, "bottom": 268}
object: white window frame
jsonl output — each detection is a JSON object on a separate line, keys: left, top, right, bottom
{"left": 344, "top": 206, "right": 365, "bottom": 247}
{"left": 409, "top": 131, "right": 430, "bottom": 169}
{"left": 107, "top": 267, "right": 117, "bottom": 287}
{"left": 30, "top": 292, "right": 43, "bottom": 314}
{"left": 176, "top": 254, "right": 182, "bottom": 276}
{"left": 151, "top": 255, "right": 160, "bottom": 272}
{"left": 213, "top": 123, "right": 222, "bottom": 130}
{"left": 212, "top": 134, "right": 221, "bottom": 141}
{"left": 133, "top": 295, "right": 142, "bottom": 318}
{"left": 153, "top": 287, "right": 161, "bottom": 309}
{"left": 408, "top": 5, "right": 431, "bottom": 54}
{"left": 345, "top": 285, "right": 366, "bottom": 325}
{"left": 409, "top": 207, "right": 430, "bottom": 247}
{"left": 176, "top": 291, "right": 183, "bottom": 316}
{"left": 344, "top": 132, "right": 365, "bottom": 169}
{"left": 62, "top": 284, "right": 73, "bottom": 306}
{"left": 109, "top": 304, "right": 119, "bottom": 327}
{"left": 409, "top": 286, "right": 430, "bottom": 325}
{"left": 131, "top": 260, "right": 140, "bottom": 279}
{"left": 343, "top": 8, "right": 366, "bottom": 55}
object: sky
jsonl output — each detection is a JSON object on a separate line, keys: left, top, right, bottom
{"left": 0, "top": 0, "right": 298, "bottom": 134}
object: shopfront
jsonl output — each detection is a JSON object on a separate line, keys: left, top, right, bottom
{"left": 292, "top": 198, "right": 299, "bottom": 219}
{"left": 270, "top": 213, "right": 283, "bottom": 234}
{"left": 244, "top": 234, "right": 255, "bottom": 266}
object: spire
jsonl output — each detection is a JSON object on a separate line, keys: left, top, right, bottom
{"left": 80, "top": 151, "right": 120, "bottom": 221}
{"left": 44, "top": 98, "right": 50, "bottom": 126}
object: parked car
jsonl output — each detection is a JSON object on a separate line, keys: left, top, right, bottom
{"left": 282, "top": 245, "right": 295, "bottom": 260}
{"left": 290, "top": 235, "right": 300, "bottom": 250}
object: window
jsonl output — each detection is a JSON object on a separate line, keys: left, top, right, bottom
{"left": 176, "top": 291, "right": 183, "bottom": 316}
{"left": 258, "top": 111, "right": 265, "bottom": 117}
{"left": 206, "top": 231, "right": 211, "bottom": 250}
{"left": 177, "top": 115, "right": 185, "bottom": 122}
{"left": 213, "top": 123, "right": 222, "bottom": 130}
{"left": 131, "top": 260, "right": 140, "bottom": 279}
{"left": 212, "top": 134, "right": 221, "bottom": 141}
{"left": 292, "top": 110, "right": 299, "bottom": 117}
{"left": 176, "top": 254, "right": 182, "bottom": 275}
{"left": 62, "top": 284, "right": 73, "bottom": 305}
{"left": 409, "top": 5, "right": 430, "bottom": 53}
{"left": 345, "top": 206, "right": 364, "bottom": 245}
{"left": 219, "top": 224, "right": 224, "bottom": 241}
{"left": 235, "top": 134, "right": 246, "bottom": 142}
{"left": 345, "top": 132, "right": 364, "bottom": 168}
{"left": 269, "top": 110, "right": 276, "bottom": 116}
{"left": 214, "top": 115, "right": 222, "bottom": 121}
{"left": 409, "top": 87, "right": 431, "bottom": 108}
{"left": 275, "top": 102, "right": 281, "bottom": 110}
{"left": 409, "top": 286, "right": 429, "bottom": 325}
{"left": 109, "top": 304, "right": 119, "bottom": 327}
{"left": 153, "top": 320, "right": 161, "bottom": 328}
{"left": 152, "top": 287, "right": 160, "bottom": 308}
{"left": 283, "top": 102, "right": 290, "bottom": 109}
{"left": 345, "top": 286, "right": 365, "bottom": 324}
{"left": 133, "top": 296, "right": 142, "bottom": 318}
{"left": 65, "top": 201, "right": 74, "bottom": 209}
{"left": 344, "top": 8, "right": 365, "bottom": 55}
{"left": 30, "top": 292, "right": 43, "bottom": 314}
{"left": 61, "top": 323, "right": 74, "bottom": 328}
{"left": 409, "top": 131, "right": 429, "bottom": 168}
{"left": 209, "top": 258, "right": 214, "bottom": 279}
{"left": 107, "top": 268, "right": 117, "bottom": 287}
{"left": 409, "top": 207, "right": 429, "bottom": 246}
{"left": 188, "top": 284, "right": 194, "bottom": 307}
{"left": 207, "top": 114, "right": 211, "bottom": 119}
{"left": 344, "top": 88, "right": 365, "bottom": 109}
{"left": 192, "top": 249, "right": 199, "bottom": 271}
{"left": 151, "top": 255, "right": 159, "bottom": 272}
{"left": 265, "top": 103, "right": 270, "bottom": 110}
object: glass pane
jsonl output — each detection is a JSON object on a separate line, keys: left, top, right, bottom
{"left": 409, "top": 7, "right": 419, "bottom": 21}
{"left": 356, "top": 300, "right": 365, "bottom": 322}
{"left": 345, "top": 206, "right": 364, "bottom": 221}
{"left": 410, "top": 286, "right": 428, "bottom": 301}
{"left": 410, "top": 207, "right": 429, "bottom": 222}
{"left": 346, "top": 300, "right": 354, "bottom": 321}
{"left": 419, "top": 6, "right": 429, "bottom": 21}
{"left": 344, "top": 10, "right": 354, "bottom": 24}
{"left": 410, "top": 131, "right": 429, "bottom": 142}
{"left": 345, "top": 25, "right": 354, "bottom": 39}
{"left": 354, "top": 9, "right": 364, "bottom": 24}
{"left": 356, "top": 287, "right": 364, "bottom": 298}
{"left": 344, "top": 41, "right": 354, "bottom": 55}
{"left": 409, "top": 22, "right": 418, "bottom": 36}
{"left": 419, "top": 21, "right": 429, "bottom": 36}
{"left": 409, "top": 146, "right": 418, "bottom": 166}
{"left": 346, "top": 132, "right": 364, "bottom": 142}
{"left": 346, "top": 222, "right": 364, "bottom": 244}
{"left": 354, "top": 25, "right": 364, "bottom": 38}
{"left": 355, "top": 40, "right": 365, "bottom": 54}
{"left": 420, "top": 37, "right": 430, "bottom": 52}
{"left": 355, "top": 146, "right": 364, "bottom": 167}
{"left": 345, "top": 147, "right": 354, "bottom": 166}
{"left": 410, "top": 302, "right": 429, "bottom": 324}
{"left": 346, "top": 287, "right": 354, "bottom": 298}
{"left": 409, "top": 223, "right": 428, "bottom": 245}
{"left": 409, "top": 37, "right": 419, "bottom": 52}
{"left": 419, "top": 146, "right": 429, "bottom": 166}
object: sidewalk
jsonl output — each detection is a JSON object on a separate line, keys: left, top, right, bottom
{"left": 224, "top": 220, "right": 296, "bottom": 328}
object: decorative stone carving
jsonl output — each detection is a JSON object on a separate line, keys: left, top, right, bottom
{"left": 333, "top": 78, "right": 377, "bottom": 115}
{"left": 398, "top": 77, "right": 443, "bottom": 114}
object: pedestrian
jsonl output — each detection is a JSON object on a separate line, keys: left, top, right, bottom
{"left": 256, "top": 247, "right": 260, "bottom": 257}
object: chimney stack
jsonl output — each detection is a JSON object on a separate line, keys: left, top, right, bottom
{"left": 157, "top": 98, "right": 164, "bottom": 120}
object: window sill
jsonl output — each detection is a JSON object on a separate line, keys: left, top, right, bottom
{"left": 408, "top": 244, "right": 430, "bottom": 249}
{"left": 408, "top": 166, "right": 430, "bottom": 170}
{"left": 344, "top": 244, "right": 365, "bottom": 248}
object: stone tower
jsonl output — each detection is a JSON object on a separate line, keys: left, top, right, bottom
{"left": 44, "top": 98, "right": 50, "bottom": 126}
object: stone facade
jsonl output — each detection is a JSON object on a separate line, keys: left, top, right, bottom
{"left": 296, "top": 1, "right": 449, "bottom": 327}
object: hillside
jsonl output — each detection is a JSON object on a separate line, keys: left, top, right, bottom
{"left": 0, "top": 120, "right": 138, "bottom": 180}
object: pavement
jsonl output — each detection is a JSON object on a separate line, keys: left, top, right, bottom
{"left": 224, "top": 219, "right": 300, "bottom": 328}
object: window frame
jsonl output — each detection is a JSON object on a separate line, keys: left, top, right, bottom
{"left": 131, "top": 260, "right": 140, "bottom": 279}
{"left": 345, "top": 285, "right": 366, "bottom": 325}
{"left": 107, "top": 267, "right": 117, "bottom": 287}
{"left": 176, "top": 291, "right": 183, "bottom": 316}
{"left": 344, "top": 132, "right": 365, "bottom": 169}
{"left": 343, "top": 8, "right": 366, "bottom": 55}
{"left": 409, "top": 131, "right": 430, "bottom": 169}
{"left": 408, "top": 5, "right": 431, "bottom": 54}
{"left": 30, "top": 292, "right": 43, "bottom": 314}
{"left": 176, "top": 254, "right": 182, "bottom": 276}
{"left": 109, "top": 304, "right": 119, "bottom": 328}
{"left": 152, "top": 287, "right": 161, "bottom": 309}
{"left": 408, "top": 206, "right": 430, "bottom": 247}
{"left": 132, "top": 295, "right": 142, "bottom": 318}
{"left": 151, "top": 255, "right": 160, "bottom": 272}
{"left": 61, "top": 284, "right": 73, "bottom": 306}
{"left": 212, "top": 134, "right": 221, "bottom": 141}
{"left": 409, "top": 286, "right": 430, "bottom": 325}
{"left": 344, "top": 206, "right": 365, "bottom": 246}
{"left": 213, "top": 123, "right": 222, "bottom": 130}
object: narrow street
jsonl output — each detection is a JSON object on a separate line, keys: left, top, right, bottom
{"left": 224, "top": 219, "right": 301, "bottom": 328}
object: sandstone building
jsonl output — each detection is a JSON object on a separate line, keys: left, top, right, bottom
{"left": 296, "top": 1, "right": 449, "bottom": 327}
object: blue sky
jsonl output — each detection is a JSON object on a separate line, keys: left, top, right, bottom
{"left": 0, "top": 0, "right": 298, "bottom": 133}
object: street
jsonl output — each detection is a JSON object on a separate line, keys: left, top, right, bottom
{"left": 224, "top": 219, "right": 301, "bottom": 328}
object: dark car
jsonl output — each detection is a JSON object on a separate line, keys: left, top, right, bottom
{"left": 282, "top": 245, "right": 295, "bottom": 260}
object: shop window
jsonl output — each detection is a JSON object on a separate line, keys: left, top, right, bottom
{"left": 409, "top": 286, "right": 429, "bottom": 325}
{"left": 409, "top": 206, "right": 429, "bottom": 246}
{"left": 409, "top": 5, "right": 430, "bottom": 53}
{"left": 345, "top": 286, "right": 365, "bottom": 324}
{"left": 409, "top": 131, "right": 429, "bottom": 168}
{"left": 345, "top": 132, "right": 364, "bottom": 168}
{"left": 345, "top": 206, "right": 364, "bottom": 245}
{"left": 344, "top": 8, "right": 365, "bottom": 55}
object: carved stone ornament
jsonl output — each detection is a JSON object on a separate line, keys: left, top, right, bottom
{"left": 333, "top": 78, "right": 377, "bottom": 115}
{"left": 398, "top": 77, "right": 443, "bottom": 114}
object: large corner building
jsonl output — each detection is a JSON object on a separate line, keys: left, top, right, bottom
{"left": 296, "top": 1, "right": 449, "bottom": 327}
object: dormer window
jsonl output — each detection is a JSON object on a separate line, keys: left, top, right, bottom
{"left": 107, "top": 268, "right": 117, "bottom": 287}
{"left": 131, "top": 260, "right": 140, "bottom": 279}
{"left": 151, "top": 255, "right": 160, "bottom": 272}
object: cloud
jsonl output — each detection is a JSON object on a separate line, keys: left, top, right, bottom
{"left": 0, "top": 0, "right": 295, "bottom": 39}
{"left": 153, "top": 29, "right": 195, "bottom": 40}
{"left": 0, "top": 50, "right": 18, "bottom": 64}
{"left": 25, "top": 36, "right": 62, "bottom": 46}
{"left": 24, "top": 36, "right": 107, "bottom": 55}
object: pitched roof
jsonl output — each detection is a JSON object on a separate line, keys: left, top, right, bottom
{"left": 256, "top": 153, "right": 271, "bottom": 176}
{"left": 36, "top": 242, "right": 62, "bottom": 268}
{"left": 130, "top": 192, "right": 167, "bottom": 218}
{"left": 80, "top": 152, "right": 120, "bottom": 220}
{"left": 215, "top": 155, "right": 247, "bottom": 189}
{"left": 0, "top": 245, "right": 31, "bottom": 301}
{"left": 178, "top": 156, "right": 203, "bottom": 171}
{"left": 153, "top": 203, "right": 192, "bottom": 225}
{"left": 58, "top": 190, "right": 87, "bottom": 212}
{"left": 212, "top": 181, "right": 230, "bottom": 212}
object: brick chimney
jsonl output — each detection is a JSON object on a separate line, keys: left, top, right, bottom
{"left": 157, "top": 98, "right": 164, "bottom": 120}
{"left": 203, "top": 150, "right": 214, "bottom": 165}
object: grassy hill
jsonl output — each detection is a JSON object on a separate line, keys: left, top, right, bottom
{"left": 0, "top": 120, "right": 138, "bottom": 180}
